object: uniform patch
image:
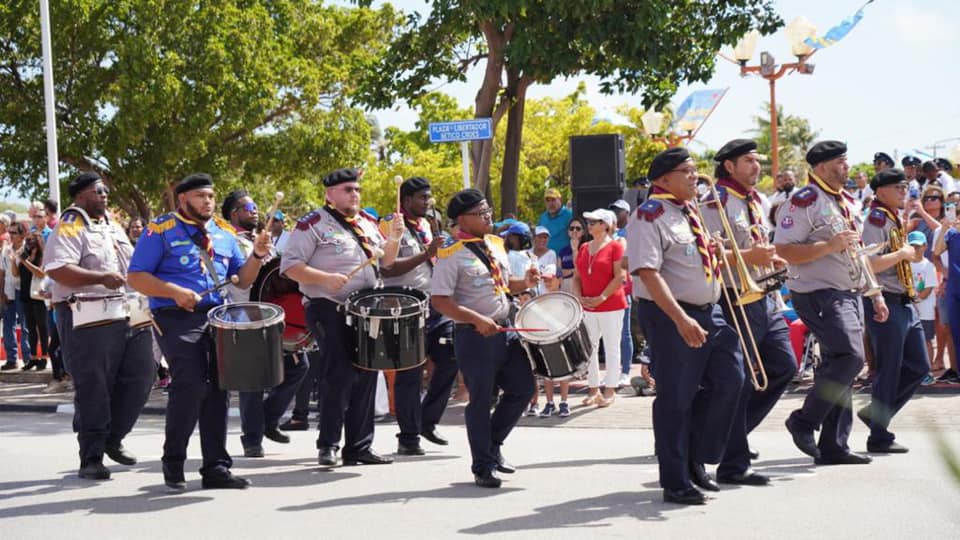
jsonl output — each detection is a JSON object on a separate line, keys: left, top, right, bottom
{"left": 790, "top": 186, "right": 817, "bottom": 208}
{"left": 780, "top": 216, "right": 794, "bottom": 229}
{"left": 867, "top": 208, "right": 887, "bottom": 227}
{"left": 56, "top": 218, "right": 84, "bottom": 238}
{"left": 179, "top": 255, "right": 190, "bottom": 265}
{"left": 148, "top": 214, "right": 176, "bottom": 234}
{"left": 296, "top": 210, "right": 322, "bottom": 231}
{"left": 637, "top": 200, "right": 664, "bottom": 222}
{"left": 169, "top": 240, "right": 192, "bottom": 248}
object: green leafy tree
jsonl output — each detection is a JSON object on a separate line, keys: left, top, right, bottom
{"left": 355, "top": 0, "right": 781, "bottom": 218}
{"left": 0, "top": 1, "right": 399, "bottom": 218}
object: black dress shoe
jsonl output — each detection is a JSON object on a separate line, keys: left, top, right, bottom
{"left": 318, "top": 447, "right": 340, "bottom": 467}
{"left": 421, "top": 427, "right": 448, "bottom": 446}
{"left": 1, "top": 362, "right": 18, "bottom": 371}
{"left": 20, "top": 360, "right": 37, "bottom": 371}
{"left": 105, "top": 445, "right": 138, "bottom": 466}
{"left": 202, "top": 471, "right": 251, "bottom": 489}
{"left": 748, "top": 447, "right": 760, "bottom": 460}
{"left": 397, "top": 442, "right": 426, "bottom": 456}
{"left": 717, "top": 469, "right": 770, "bottom": 486}
{"left": 663, "top": 487, "right": 706, "bottom": 505}
{"left": 279, "top": 418, "right": 308, "bottom": 431}
{"left": 264, "top": 427, "right": 291, "bottom": 444}
{"left": 78, "top": 461, "right": 111, "bottom": 480}
{"left": 474, "top": 469, "right": 502, "bottom": 488}
{"left": 866, "top": 441, "right": 909, "bottom": 454}
{"left": 163, "top": 462, "right": 186, "bottom": 491}
{"left": 243, "top": 445, "right": 265, "bottom": 458}
{"left": 494, "top": 451, "right": 516, "bottom": 474}
{"left": 814, "top": 452, "right": 873, "bottom": 465}
{"left": 343, "top": 449, "right": 393, "bottom": 465}
{"left": 785, "top": 417, "right": 821, "bottom": 459}
{"left": 689, "top": 461, "right": 719, "bottom": 492}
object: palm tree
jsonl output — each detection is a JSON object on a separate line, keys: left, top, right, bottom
{"left": 749, "top": 103, "right": 819, "bottom": 175}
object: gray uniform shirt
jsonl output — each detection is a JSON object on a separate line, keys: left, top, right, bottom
{"left": 226, "top": 232, "right": 254, "bottom": 303}
{"left": 280, "top": 208, "right": 386, "bottom": 303}
{"left": 774, "top": 183, "right": 866, "bottom": 293}
{"left": 431, "top": 235, "right": 513, "bottom": 321}
{"left": 701, "top": 186, "right": 766, "bottom": 289}
{"left": 626, "top": 198, "right": 722, "bottom": 306}
{"left": 861, "top": 206, "right": 905, "bottom": 294}
{"left": 381, "top": 216, "right": 432, "bottom": 291}
{"left": 41, "top": 207, "right": 135, "bottom": 303}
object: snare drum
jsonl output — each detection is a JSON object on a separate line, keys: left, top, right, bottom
{"left": 69, "top": 293, "right": 127, "bottom": 329}
{"left": 344, "top": 286, "right": 428, "bottom": 371}
{"left": 125, "top": 293, "right": 153, "bottom": 329}
{"left": 208, "top": 302, "right": 285, "bottom": 391}
{"left": 515, "top": 292, "right": 592, "bottom": 380}
{"left": 251, "top": 259, "right": 315, "bottom": 352}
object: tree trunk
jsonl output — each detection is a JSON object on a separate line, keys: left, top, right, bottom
{"left": 499, "top": 72, "right": 532, "bottom": 219}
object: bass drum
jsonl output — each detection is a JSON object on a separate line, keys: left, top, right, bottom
{"left": 250, "top": 258, "right": 315, "bottom": 353}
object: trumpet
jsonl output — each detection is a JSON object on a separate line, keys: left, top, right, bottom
{"left": 694, "top": 180, "right": 768, "bottom": 391}
{"left": 749, "top": 224, "right": 790, "bottom": 313}
{"left": 826, "top": 213, "right": 883, "bottom": 297}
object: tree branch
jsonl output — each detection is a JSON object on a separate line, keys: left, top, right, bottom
{"left": 218, "top": 99, "right": 298, "bottom": 145}
{"left": 457, "top": 53, "right": 487, "bottom": 73}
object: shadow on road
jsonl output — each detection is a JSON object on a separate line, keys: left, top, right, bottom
{"left": 277, "top": 483, "right": 523, "bottom": 512}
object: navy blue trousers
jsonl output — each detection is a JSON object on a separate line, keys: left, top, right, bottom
{"left": 863, "top": 297, "right": 929, "bottom": 445}
{"left": 395, "top": 312, "right": 457, "bottom": 446}
{"left": 153, "top": 309, "right": 231, "bottom": 475}
{"left": 239, "top": 351, "right": 310, "bottom": 448}
{"left": 55, "top": 305, "right": 155, "bottom": 466}
{"left": 717, "top": 295, "right": 797, "bottom": 476}
{"left": 790, "top": 289, "right": 864, "bottom": 458}
{"left": 306, "top": 299, "right": 376, "bottom": 457}
{"left": 636, "top": 299, "right": 744, "bottom": 491}
{"left": 454, "top": 325, "right": 534, "bottom": 475}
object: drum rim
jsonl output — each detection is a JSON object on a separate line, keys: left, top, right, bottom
{"left": 69, "top": 292, "right": 126, "bottom": 302}
{"left": 344, "top": 286, "right": 428, "bottom": 318}
{"left": 208, "top": 302, "right": 286, "bottom": 330}
{"left": 515, "top": 291, "right": 584, "bottom": 343}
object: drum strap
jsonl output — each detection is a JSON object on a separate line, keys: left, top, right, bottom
{"left": 463, "top": 242, "right": 510, "bottom": 300}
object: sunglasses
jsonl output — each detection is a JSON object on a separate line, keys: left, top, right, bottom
{"left": 586, "top": 219, "right": 604, "bottom": 226}
{"left": 568, "top": 226, "right": 583, "bottom": 232}
{"left": 923, "top": 196, "right": 943, "bottom": 202}
{"left": 462, "top": 208, "right": 493, "bottom": 218}
{"left": 233, "top": 202, "right": 258, "bottom": 213}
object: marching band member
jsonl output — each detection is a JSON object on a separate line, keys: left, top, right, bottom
{"left": 128, "top": 173, "right": 271, "bottom": 490}
{"left": 627, "top": 148, "right": 745, "bottom": 505}
{"left": 220, "top": 191, "right": 309, "bottom": 459}
{"left": 379, "top": 177, "right": 457, "bottom": 455}
{"left": 859, "top": 168, "right": 929, "bottom": 453}
{"left": 431, "top": 188, "right": 539, "bottom": 488}
{"left": 42, "top": 172, "right": 155, "bottom": 480}
{"left": 280, "top": 168, "right": 403, "bottom": 468}
{"left": 700, "top": 139, "right": 798, "bottom": 486}
{"left": 774, "top": 141, "right": 887, "bottom": 465}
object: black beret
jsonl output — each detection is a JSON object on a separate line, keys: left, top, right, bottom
{"left": 323, "top": 168, "right": 362, "bottom": 187}
{"left": 805, "top": 140, "right": 847, "bottom": 166}
{"left": 901, "top": 156, "right": 921, "bottom": 167}
{"left": 873, "top": 152, "right": 894, "bottom": 167}
{"left": 400, "top": 176, "right": 431, "bottom": 198}
{"left": 647, "top": 147, "right": 692, "bottom": 180}
{"left": 446, "top": 188, "right": 486, "bottom": 220}
{"left": 714, "top": 139, "right": 758, "bottom": 163}
{"left": 935, "top": 158, "right": 954, "bottom": 172}
{"left": 175, "top": 173, "right": 214, "bottom": 195}
{"left": 68, "top": 172, "right": 102, "bottom": 198}
{"left": 870, "top": 168, "right": 906, "bottom": 191}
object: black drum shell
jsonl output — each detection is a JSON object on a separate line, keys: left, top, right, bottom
{"left": 210, "top": 304, "right": 285, "bottom": 391}
{"left": 345, "top": 286, "right": 428, "bottom": 371}
{"left": 522, "top": 320, "right": 592, "bottom": 380}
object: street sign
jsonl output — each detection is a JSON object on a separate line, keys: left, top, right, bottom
{"left": 428, "top": 119, "right": 493, "bottom": 143}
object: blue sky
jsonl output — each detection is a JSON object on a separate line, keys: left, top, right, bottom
{"left": 371, "top": 0, "right": 960, "bottom": 165}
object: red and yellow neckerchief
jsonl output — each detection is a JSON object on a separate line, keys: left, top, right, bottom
{"left": 649, "top": 186, "right": 720, "bottom": 282}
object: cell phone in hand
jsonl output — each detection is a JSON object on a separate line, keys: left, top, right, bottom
{"left": 909, "top": 186, "right": 919, "bottom": 199}
{"left": 946, "top": 203, "right": 957, "bottom": 221}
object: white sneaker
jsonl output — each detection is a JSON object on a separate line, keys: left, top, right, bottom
{"left": 523, "top": 404, "right": 539, "bottom": 417}
{"left": 618, "top": 373, "right": 631, "bottom": 387}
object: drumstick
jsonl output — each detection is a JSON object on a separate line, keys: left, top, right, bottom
{"left": 394, "top": 175, "right": 403, "bottom": 217}
{"left": 198, "top": 275, "right": 240, "bottom": 298}
{"left": 262, "top": 191, "right": 285, "bottom": 233}
{"left": 346, "top": 247, "right": 386, "bottom": 279}
{"left": 498, "top": 328, "right": 549, "bottom": 333}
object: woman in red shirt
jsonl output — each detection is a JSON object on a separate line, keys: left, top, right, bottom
{"left": 572, "top": 209, "right": 627, "bottom": 406}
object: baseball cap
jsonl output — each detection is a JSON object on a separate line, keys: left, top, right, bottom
{"left": 544, "top": 188, "right": 562, "bottom": 199}
{"left": 907, "top": 231, "right": 927, "bottom": 246}
{"left": 533, "top": 226, "right": 550, "bottom": 237}
{"left": 582, "top": 208, "right": 616, "bottom": 229}
{"left": 608, "top": 199, "right": 630, "bottom": 213}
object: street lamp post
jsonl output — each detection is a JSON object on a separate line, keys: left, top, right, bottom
{"left": 640, "top": 111, "right": 695, "bottom": 148}
{"left": 732, "top": 18, "right": 818, "bottom": 177}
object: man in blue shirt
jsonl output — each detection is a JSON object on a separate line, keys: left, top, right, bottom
{"left": 128, "top": 173, "right": 271, "bottom": 491}
{"left": 538, "top": 188, "right": 572, "bottom": 254}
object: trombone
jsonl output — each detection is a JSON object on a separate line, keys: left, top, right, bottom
{"left": 749, "top": 223, "right": 790, "bottom": 313}
{"left": 693, "top": 179, "right": 769, "bottom": 392}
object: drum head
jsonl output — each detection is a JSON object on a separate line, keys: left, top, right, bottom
{"left": 345, "top": 287, "right": 427, "bottom": 318}
{"left": 515, "top": 292, "right": 583, "bottom": 343}
{"left": 208, "top": 302, "right": 285, "bottom": 330}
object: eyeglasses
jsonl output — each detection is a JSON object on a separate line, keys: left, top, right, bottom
{"left": 923, "top": 196, "right": 943, "bottom": 202}
{"left": 568, "top": 226, "right": 583, "bottom": 232}
{"left": 669, "top": 166, "right": 698, "bottom": 176}
{"left": 338, "top": 186, "right": 362, "bottom": 194}
{"left": 233, "top": 202, "right": 258, "bottom": 213}
{"left": 82, "top": 185, "right": 110, "bottom": 196}
{"left": 586, "top": 219, "right": 603, "bottom": 226}
{"left": 462, "top": 208, "right": 493, "bottom": 218}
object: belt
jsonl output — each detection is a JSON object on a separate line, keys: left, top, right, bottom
{"left": 881, "top": 291, "right": 913, "bottom": 306}
{"left": 678, "top": 301, "right": 713, "bottom": 312}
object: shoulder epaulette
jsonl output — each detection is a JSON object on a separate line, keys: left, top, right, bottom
{"left": 296, "top": 210, "right": 322, "bottom": 231}
{"left": 790, "top": 186, "right": 818, "bottom": 208}
{"left": 437, "top": 235, "right": 463, "bottom": 259}
{"left": 359, "top": 210, "right": 379, "bottom": 224}
{"left": 56, "top": 209, "right": 86, "bottom": 238}
{"left": 703, "top": 186, "right": 728, "bottom": 208}
{"left": 867, "top": 208, "right": 887, "bottom": 227}
{"left": 213, "top": 216, "right": 236, "bottom": 236}
{"left": 636, "top": 199, "right": 664, "bottom": 222}
{"left": 485, "top": 234, "right": 506, "bottom": 256}
{"left": 147, "top": 213, "right": 176, "bottom": 234}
